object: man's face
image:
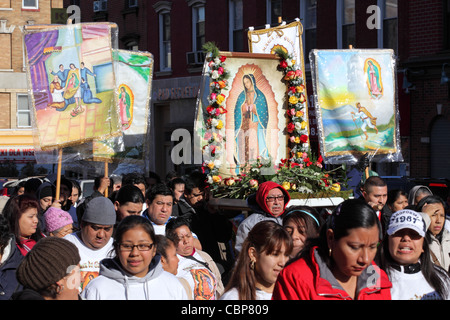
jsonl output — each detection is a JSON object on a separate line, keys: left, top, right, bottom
{"left": 147, "top": 195, "right": 173, "bottom": 225}
{"left": 185, "top": 187, "right": 204, "bottom": 207}
{"left": 363, "top": 185, "right": 388, "bottom": 209}
{"left": 60, "top": 184, "right": 71, "bottom": 204}
{"left": 81, "top": 223, "right": 114, "bottom": 250}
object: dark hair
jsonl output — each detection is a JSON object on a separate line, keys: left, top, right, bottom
{"left": 165, "top": 217, "right": 191, "bottom": 243}
{"left": 3, "top": 194, "right": 43, "bottom": 248}
{"left": 283, "top": 205, "right": 323, "bottom": 237}
{"left": 183, "top": 171, "right": 207, "bottom": 194}
{"left": 113, "top": 215, "right": 156, "bottom": 256}
{"left": 145, "top": 183, "right": 174, "bottom": 203}
{"left": 416, "top": 195, "right": 447, "bottom": 240}
{"left": 381, "top": 226, "right": 449, "bottom": 299}
{"left": 387, "top": 189, "right": 407, "bottom": 208}
{"left": 155, "top": 234, "right": 175, "bottom": 261}
{"left": 167, "top": 177, "right": 185, "bottom": 191}
{"left": 300, "top": 199, "right": 381, "bottom": 268}
{"left": 363, "top": 176, "right": 387, "bottom": 193}
{"left": 0, "top": 214, "right": 12, "bottom": 256}
{"left": 122, "top": 172, "right": 147, "bottom": 189}
{"left": 115, "top": 184, "right": 145, "bottom": 205}
{"left": 71, "top": 179, "right": 82, "bottom": 198}
{"left": 225, "top": 220, "right": 292, "bottom": 300}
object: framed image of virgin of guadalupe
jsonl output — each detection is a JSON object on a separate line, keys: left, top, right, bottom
{"left": 310, "top": 49, "right": 403, "bottom": 164}
{"left": 220, "top": 52, "right": 288, "bottom": 176}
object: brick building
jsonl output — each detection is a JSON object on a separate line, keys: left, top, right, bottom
{"left": 59, "top": 0, "right": 450, "bottom": 180}
{"left": 0, "top": 0, "right": 63, "bottom": 169}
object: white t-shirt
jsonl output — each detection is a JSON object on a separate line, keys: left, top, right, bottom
{"left": 389, "top": 266, "right": 450, "bottom": 300}
{"left": 219, "top": 287, "right": 272, "bottom": 300}
{"left": 64, "top": 232, "right": 114, "bottom": 290}
{"left": 176, "top": 251, "right": 218, "bottom": 300}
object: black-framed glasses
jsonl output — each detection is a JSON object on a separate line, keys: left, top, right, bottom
{"left": 266, "top": 195, "right": 284, "bottom": 203}
{"left": 119, "top": 243, "right": 154, "bottom": 252}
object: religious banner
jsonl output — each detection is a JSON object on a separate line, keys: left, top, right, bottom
{"left": 195, "top": 51, "right": 288, "bottom": 178}
{"left": 23, "top": 22, "right": 121, "bottom": 151}
{"left": 92, "top": 49, "right": 154, "bottom": 162}
{"left": 248, "top": 20, "right": 304, "bottom": 70}
{"left": 310, "top": 49, "right": 403, "bottom": 164}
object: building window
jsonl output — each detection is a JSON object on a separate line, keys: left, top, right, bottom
{"left": 229, "top": 0, "right": 243, "bottom": 52}
{"left": 380, "top": 0, "right": 398, "bottom": 53}
{"left": 17, "top": 94, "right": 31, "bottom": 128}
{"left": 22, "top": 0, "right": 38, "bottom": 9}
{"left": 267, "top": 0, "right": 282, "bottom": 25}
{"left": 192, "top": 4, "right": 205, "bottom": 52}
{"left": 160, "top": 11, "right": 171, "bottom": 70}
{"left": 300, "top": 0, "right": 317, "bottom": 61}
{"left": 337, "top": 0, "right": 355, "bottom": 49}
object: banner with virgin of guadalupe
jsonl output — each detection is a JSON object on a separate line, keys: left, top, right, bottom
{"left": 23, "top": 22, "right": 121, "bottom": 151}
{"left": 309, "top": 49, "right": 403, "bottom": 164}
{"left": 92, "top": 50, "right": 153, "bottom": 163}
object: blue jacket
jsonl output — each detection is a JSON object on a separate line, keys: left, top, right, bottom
{"left": 0, "top": 236, "right": 24, "bottom": 300}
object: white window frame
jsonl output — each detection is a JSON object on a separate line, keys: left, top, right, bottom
{"left": 377, "top": 0, "right": 398, "bottom": 51}
{"left": 159, "top": 10, "right": 171, "bottom": 71}
{"left": 17, "top": 94, "right": 31, "bottom": 128}
{"left": 191, "top": 4, "right": 205, "bottom": 53}
{"left": 22, "top": 0, "right": 38, "bottom": 9}
{"left": 300, "top": 0, "right": 317, "bottom": 67}
{"left": 337, "top": 0, "right": 355, "bottom": 49}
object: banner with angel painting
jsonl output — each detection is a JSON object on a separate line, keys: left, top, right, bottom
{"left": 92, "top": 49, "right": 153, "bottom": 162}
{"left": 23, "top": 22, "right": 121, "bottom": 151}
{"left": 310, "top": 49, "right": 403, "bottom": 164}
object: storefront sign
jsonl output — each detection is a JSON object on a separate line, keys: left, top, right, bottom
{"left": 0, "top": 147, "right": 36, "bottom": 163}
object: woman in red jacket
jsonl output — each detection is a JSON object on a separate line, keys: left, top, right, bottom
{"left": 272, "top": 199, "right": 392, "bottom": 300}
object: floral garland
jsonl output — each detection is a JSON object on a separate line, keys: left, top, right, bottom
{"left": 201, "top": 42, "right": 229, "bottom": 184}
{"left": 274, "top": 48, "right": 310, "bottom": 165}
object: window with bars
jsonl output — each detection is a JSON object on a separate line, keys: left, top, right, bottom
{"left": 160, "top": 11, "right": 171, "bottom": 70}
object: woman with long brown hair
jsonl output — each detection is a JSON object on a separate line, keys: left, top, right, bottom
{"left": 220, "top": 220, "right": 292, "bottom": 300}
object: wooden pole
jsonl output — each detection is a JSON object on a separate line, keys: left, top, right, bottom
{"left": 104, "top": 161, "right": 108, "bottom": 198}
{"left": 55, "top": 148, "right": 62, "bottom": 201}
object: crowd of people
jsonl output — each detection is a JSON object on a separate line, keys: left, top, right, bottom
{"left": 0, "top": 170, "right": 449, "bottom": 300}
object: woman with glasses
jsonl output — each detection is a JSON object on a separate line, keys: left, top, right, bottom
{"left": 81, "top": 215, "right": 187, "bottom": 300}
{"left": 235, "top": 181, "right": 290, "bottom": 255}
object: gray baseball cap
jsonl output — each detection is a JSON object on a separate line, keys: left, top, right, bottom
{"left": 82, "top": 197, "right": 116, "bottom": 226}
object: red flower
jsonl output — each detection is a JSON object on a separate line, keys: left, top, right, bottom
{"left": 279, "top": 60, "right": 288, "bottom": 69}
{"left": 219, "top": 56, "right": 227, "bottom": 62}
{"left": 300, "top": 134, "right": 308, "bottom": 143}
{"left": 287, "top": 122, "right": 295, "bottom": 133}
{"left": 289, "top": 86, "right": 296, "bottom": 94}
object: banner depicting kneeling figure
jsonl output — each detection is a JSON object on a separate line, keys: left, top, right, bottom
{"left": 309, "top": 49, "right": 403, "bottom": 164}
{"left": 23, "top": 22, "right": 121, "bottom": 151}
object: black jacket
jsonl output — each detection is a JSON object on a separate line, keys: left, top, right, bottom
{"left": 0, "top": 237, "right": 24, "bottom": 300}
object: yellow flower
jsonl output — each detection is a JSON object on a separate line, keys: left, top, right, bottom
{"left": 296, "top": 85, "right": 305, "bottom": 93}
{"left": 216, "top": 94, "right": 225, "bottom": 105}
{"left": 294, "top": 136, "right": 300, "bottom": 144}
{"left": 301, "top": 121, "right": 307, "bottom": 129}
{"left": 212, "top": 175, "right": 222, "bottom": 183}
{"left": 281, "top": 181, "right": 291, "bottom": 190}
{"left": 289, "top": 96, "right": 299, "bottom": 105}
{"left": 207, "top": 162, "right": 215, "bottom": 169}
{"left": 295, "top": 111, "right": 304, "bottom": 118}
{"left": 330, "top": 183, "right": 341, "bottom": 192}
{"left": 216, "top": 120, "right": 224, "bottom": 129}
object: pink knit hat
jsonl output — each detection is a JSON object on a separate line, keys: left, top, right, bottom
{"left": 44, "top": 207, "right": 73, "bottom": 233}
